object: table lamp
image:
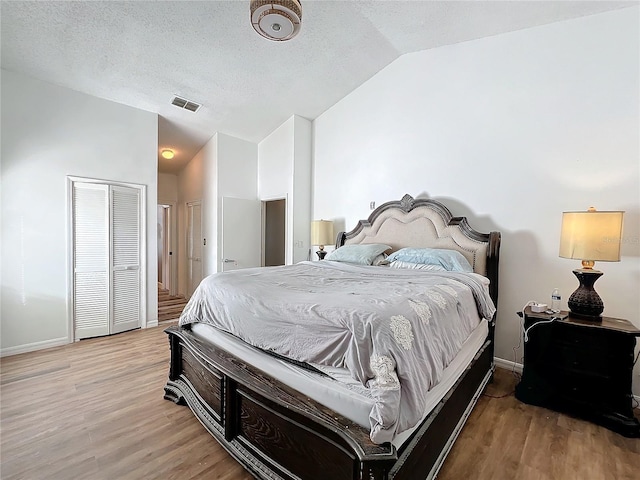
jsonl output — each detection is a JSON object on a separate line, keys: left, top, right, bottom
{"left": 310, "top": 220, "right": 334, "bottom": 260}
{"left": 559, "top": 207, "right": 624, "bottom": 321}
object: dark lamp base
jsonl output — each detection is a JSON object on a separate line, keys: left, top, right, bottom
{"left": 316, "top": 249, "right": 327, "bottom": 260}
{"left": 567, "top": 269, "right": 604, "bottom": 322}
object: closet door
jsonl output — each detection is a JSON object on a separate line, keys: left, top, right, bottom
{"left": 73, "top": 183, "right": 110, "bottom": 340}
{"left": 110, "top": 185, "right": 141, "bottom": 334}
{"left": 72, "top": 181, "right": 142, "bottom": 340}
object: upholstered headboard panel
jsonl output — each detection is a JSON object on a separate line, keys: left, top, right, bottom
{"left": 337, "top": 194, "right": 501, "bottom": 304}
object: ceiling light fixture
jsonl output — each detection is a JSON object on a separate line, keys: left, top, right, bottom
{"left": 250, "top": 0, "right": 302, "bottom": 42}
{"left": 161, "top": 149, "right": 175, "bottom": 160}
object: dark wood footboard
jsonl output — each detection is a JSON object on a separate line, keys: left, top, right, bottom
{"left": 164, "top": 325, "right": 494, "bottom": 480}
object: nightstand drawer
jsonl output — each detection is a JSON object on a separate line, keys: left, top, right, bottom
{"left": 556, "top": 378, "right": 633, "bottom": 414}
{"left": 551, "top": 323, "right": 625, "bottom": 351}
{"left": 548, "top": 344, "right": 628, "bottom": 379}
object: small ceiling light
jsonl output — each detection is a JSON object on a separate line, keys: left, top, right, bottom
{"left": 250, "top": 0, "right": 302, "bottom": 42}
{"left": 161, "top": 149, "right": 175, "bottom": 160}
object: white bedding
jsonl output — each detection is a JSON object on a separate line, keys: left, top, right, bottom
{"left": 190, "top": 318, "right": 488, "bottom": 448}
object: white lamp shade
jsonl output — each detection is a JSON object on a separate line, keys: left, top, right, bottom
{"left": 559, "top": 209, "right": 624, "bottom": 262}
{"left": 311, "top": 220, "right": 334, "bottom": 246}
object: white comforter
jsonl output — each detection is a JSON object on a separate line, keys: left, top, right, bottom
{"left": 179, "top": 261, "right": 495, "bottom": 444}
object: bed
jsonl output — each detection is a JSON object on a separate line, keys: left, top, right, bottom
{"left": 164, "top": 194, "right": 501, "bottom": 480}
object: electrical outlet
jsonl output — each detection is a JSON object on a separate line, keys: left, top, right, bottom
{"left": 370, "top": 201, "right": 375, "bottom": 210}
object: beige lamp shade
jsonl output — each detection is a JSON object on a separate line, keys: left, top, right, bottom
{"left": 310, "top": 220, "right": 334, "bottom": 247}
{"left": 559, "top": 208, "right": 624, "bottom": 264}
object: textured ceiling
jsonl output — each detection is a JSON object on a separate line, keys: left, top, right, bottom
{"left": 1, "top": 1, "right": 635, "bottom": 174}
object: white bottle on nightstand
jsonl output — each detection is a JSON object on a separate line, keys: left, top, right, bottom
{"left": 551, "top": 288, "right": 561, "bottom": 313}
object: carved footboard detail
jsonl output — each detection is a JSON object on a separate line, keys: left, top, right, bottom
{"left": 163, "top": 382, "right": 186, "bottom": 405}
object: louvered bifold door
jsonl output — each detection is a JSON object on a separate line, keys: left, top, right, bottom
{"left": 73, "top": 183, "right": 110, "bottom": 339}
{"left": 110, "top": 185, "right": 142, "bottom": 334}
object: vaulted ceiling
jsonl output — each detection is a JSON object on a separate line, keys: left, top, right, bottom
{"left": 1, "top": 1, "right": 634, "bottom": 173}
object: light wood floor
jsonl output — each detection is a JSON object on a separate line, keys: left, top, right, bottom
{"left": 1, "top": 325, "right": 638, "bottom": 480}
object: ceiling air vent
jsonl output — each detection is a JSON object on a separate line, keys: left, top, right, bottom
{"left": 171, "top": 95, "right": 201, "bottom": 113}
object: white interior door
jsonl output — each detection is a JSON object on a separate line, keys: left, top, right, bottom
{"left": 221, "top": 197, "right": 261, "bottom": 272}
{"left": 110, "top": 185, "right": 141, "bottom": 334}
{"left": 187, "top": 201, "right": 203, "bottom": 297}
{"left": 73, "top": 183, "right": 110, "bottom": 339}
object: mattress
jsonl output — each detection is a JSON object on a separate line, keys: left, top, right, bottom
{"left": 190, "top": 318, "right": 489, "bottom": 448}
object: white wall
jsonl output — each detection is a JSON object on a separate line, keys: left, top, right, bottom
{"left": 1, "top": 69, "right": 158, "bottom": 354}
{"left": 158, "top": 173, "right": 178, "bottom": 204}
{"left": 259, "top": 118, "right": 294, "bottom": 200}
{"left": 202, "top": 134, "right": 219, "bottom": 278}
{"left": 313, "top": 9, "right": 640, "bottom": 393}
{"left": 292, "top": 116, "right": 312, "bottom": 263}
{"left": 259, "top": 115, "right": 312, "bottom": 264}
{"left": 177, "top": 142, "right": 207, "bottom": 297}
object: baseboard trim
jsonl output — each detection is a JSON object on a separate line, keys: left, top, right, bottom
{"left": 146, "top": 319, "right": 159, "bottom": 328}
{"left": 494, "top": 356, "right": 523, "bottom": 374}
{"left": 1, "top": 337, "right": 70, "bottom": 357}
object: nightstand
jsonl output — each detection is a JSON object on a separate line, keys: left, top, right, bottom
{"left": 515, "top": 306, "right": 640, "bottom": 437}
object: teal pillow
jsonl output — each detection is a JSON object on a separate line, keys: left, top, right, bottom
{"left": 325, "top": 244, "right": 391, "bottom": 265}
{"left": 386, "top": 247, "right": 473, "bottom": 272}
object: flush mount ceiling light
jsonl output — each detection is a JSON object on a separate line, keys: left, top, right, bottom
{"left": 161, "top": 149, "right": 175, "bottom": 160}
{"left": 250, "top": 0, "right": 302, "bottom": 42}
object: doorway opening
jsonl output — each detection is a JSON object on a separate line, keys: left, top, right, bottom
{"left": 263, "top": 199, "right": 286, "bottom": 267}
{"left": 157, "top": 204, "right": 172, "bottom": 291}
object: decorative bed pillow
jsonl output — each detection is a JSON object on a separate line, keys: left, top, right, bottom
{"left": 325, "top": 244, "right": 391, "bottom": 265}
{"left": 386, "top": 247, "right": 473, "bottom": 272}
{"left": 388, "top": 260, "right": 447, "bottom": 271}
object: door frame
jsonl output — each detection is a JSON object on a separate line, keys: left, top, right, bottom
{"left": 186, "top": 200, "right": 203, "bottom": 298}
{"left": 261, "top": 196, "right": 288, "bottom": 267}
{"left": 66, "top": 176, "right": 148, "bottom": 343}
{"left": 158, "top": 203, "right": 177, "bottom": 296}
